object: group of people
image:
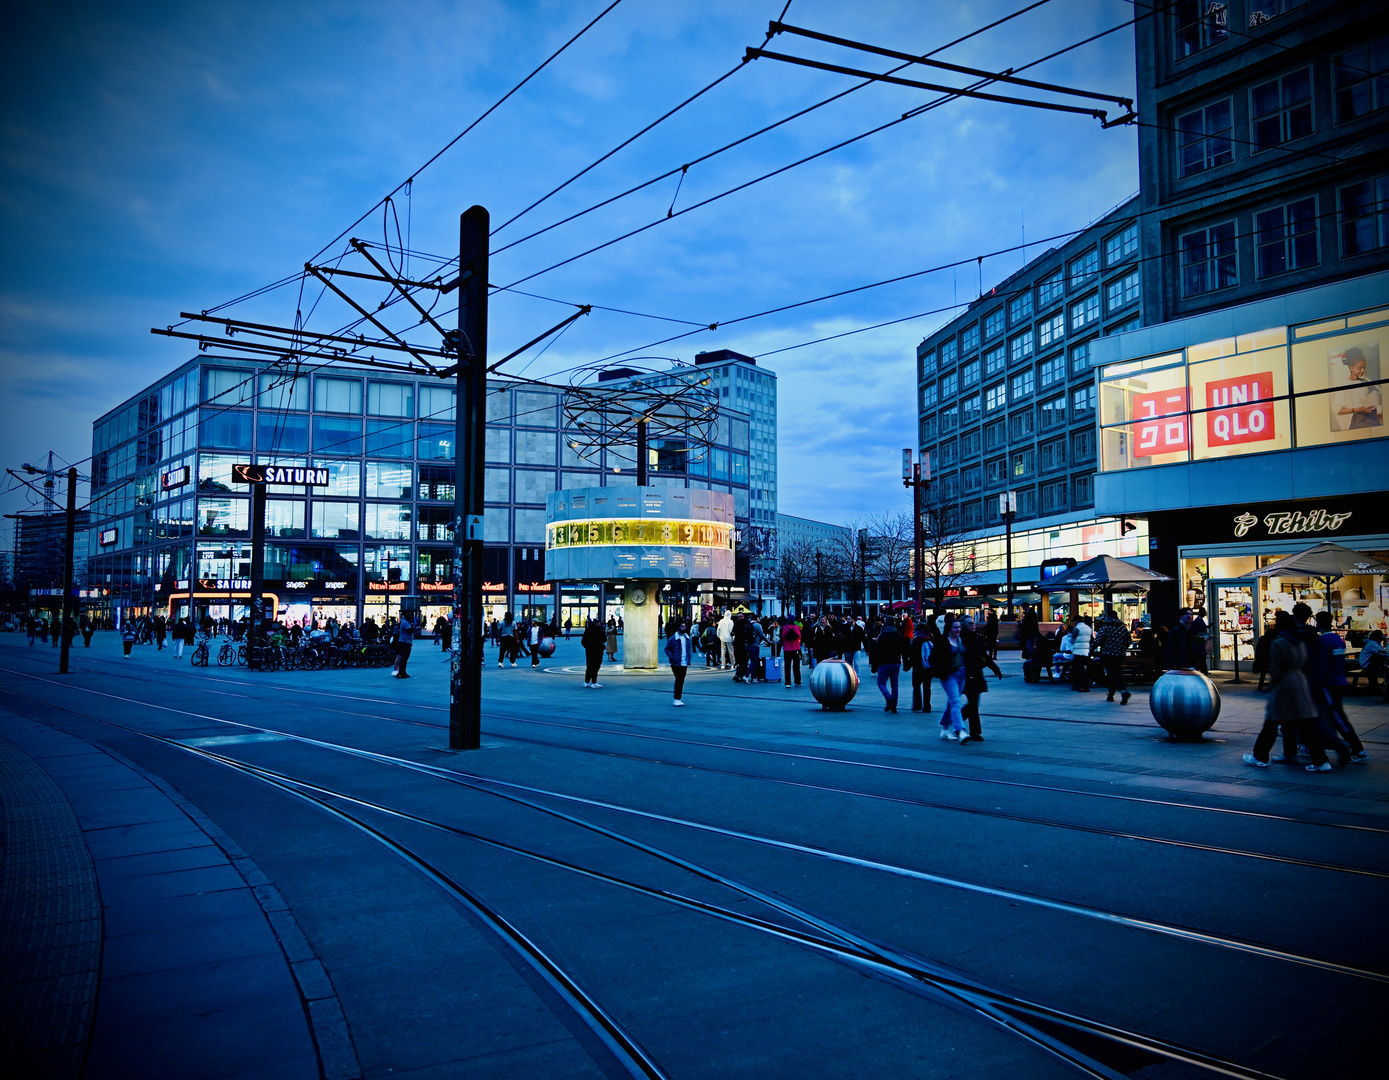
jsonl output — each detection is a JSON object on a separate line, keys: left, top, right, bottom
{"left": 1245, "top": 602, "right": 1371, "bottom": 771}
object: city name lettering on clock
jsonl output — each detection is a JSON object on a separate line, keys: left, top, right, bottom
{"left": 1232, "top": 509, "right": 1352, "bottom": 538}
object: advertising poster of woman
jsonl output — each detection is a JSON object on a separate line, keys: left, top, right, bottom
{"left": 1328, "top": 342, "right": 1382, "bottom": 432}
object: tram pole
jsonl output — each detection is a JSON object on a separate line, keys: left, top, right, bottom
{"left": 58, "top": 467, "right": 77, "bottom": 675}
{"left": 451, "top": 206, "right": 488, "bottom": 749}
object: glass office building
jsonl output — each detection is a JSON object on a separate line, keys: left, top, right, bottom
{"left": 86, "top": 356, "right": 751, "bottom": 630}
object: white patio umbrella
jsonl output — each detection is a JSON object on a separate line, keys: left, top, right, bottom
{"left": 1245, "top": 542, "right": 1389, "bottom": 620}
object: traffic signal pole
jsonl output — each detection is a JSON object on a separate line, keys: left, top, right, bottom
{"left": 58, "top": 467, "right": 77, "bottom": 675}
{"left": 450, "top": 206, "right": 488, "bottom": 750}
{"left": 248, "top": 481, "right": 266, "bottom": 667}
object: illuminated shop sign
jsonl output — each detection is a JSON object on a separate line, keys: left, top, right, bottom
{"left": 197, "top": 578, "right": 251, "bottom": 590}
{"left": 366, "top": 581, "right": 407, "bottom": 592}
{"left": 98, "top": 527, "right": 119, "bottom": 546}
{"left": 420, "top": 582, "right": 453, "bottom": 592}
{"left": 517, "top": 582, "right": 552, "bottom": 592}
{"left": 1206, "top": 374, "right": 1275, "bottom": 447}
{"left": 1232, "top": 508, "right": 1352, "bottom": 538}
{"left": 546, "top": 519, "right": 733, "bottom": 550}
{"left": 161, "top": 466, "right": 190, "bottom": 490}
{"left": 482, "top": 581, "right": 507, "bottom": 593}
{"left": 232, "top": 464, "right": 330, "bottom": 486}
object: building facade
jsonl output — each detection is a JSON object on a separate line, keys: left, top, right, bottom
{"left": 15, "top": 510, "right": 91, "bottom": 615}
{"left": 1136, "top": 0, "right": 1389, "bottom": 322}
{"left": 86, "top": 356, "right": 751, "bottom": 630}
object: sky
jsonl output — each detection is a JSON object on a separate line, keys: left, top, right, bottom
{"left": 0, "top": 0, "right": 1139, "bottom": 530}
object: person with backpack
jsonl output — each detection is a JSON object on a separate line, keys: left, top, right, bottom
{"left": 1316, "top": 610, "right": 1368, "bottom": 762}
{"left": 909, "top": 620, "right": 934, "bottom": 712}
{"left": 780, "top": 617, "right": 803, "bottom": 687}
{"left": 1244, "top": 610, "right": 1332, "bottom": 772}
{"left": 1094, "top": 607, "right": 1132, "bottom": 705}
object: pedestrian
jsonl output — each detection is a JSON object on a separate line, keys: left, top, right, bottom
{"left": 81, "top": 617, "right": 95, "bottom": 648}
{"left": 665, "top": 620, "right": 693, "bottom": 707}
{"left": 392, "top": 613, "right": 418, "bottom": 678}
{"left": 1019, "top": 604, "right": 1040, "bottom": 659}
{"left": 1165, "top": 608, "right": 1203, "bottom": 671}
{"left": 1290, "top": 602, "right": 1351, "bottom": 764}
{"left": 984, "top": 607, "right": 1000, "bottom": 660}
{"left": 959, "top": 615, "right": 1002, "bottom": 741}
{"left": 716, "top": 611, "right": 734, "bottom": 669}
{"left": 1251, "top": 618, "right": 1275, "bottom": 691}
{"left": 1071, "top": 614, "right": 1094, "bottom": 692}
{"left": 780, "top": 617, "right": 803, "bottom": 687}
{"left": 528, "top": 621, "right": 544, "bottom": 668}
{"left": 606, "top": 619, "right": 619, "bottom": 662}
{"left": 909, "top": 619, "right": 934, "bottom": 712}
{"left": 1190, "top": 607, "right": 1210, "bottom": 674}
{"left": 747, "top": 616, "right": 766, "bottom": 682}
{"left": 874, "top": 618, "right": 906, "bottom": 713}
{"left": 931, "top": 618, "right": 968, "bottom": 741}
{"left": 121, "top": 622, "right": 136, "bottom": 657}
{"left": 581, "top": 618, "right": 605, "bottom": 688}
{"left": 731, "top": 614, "right": 750, "bottom": 683}
{"left": 846, "top": 616, "right": 867, "bottom": 672}
{"left": 440, "top": 615, "right": 454, "bottom": 654}
{"left": 154, "top": 613, "right": 167, "bottom": 651}
{"left": 1316, "top": 611, "right": 1368, "bottom": 762}
{"left": 435, "top": 615, "right": 449, "bottom": 650}
{"left": 1243, "top": 611, "right": 1332, "bottom": 772}
{"left": 563, "top": 617, "right": 572, "bottom": 640}
{"left": 1094, "top": 606, "right": 1132, "bottom": 704}
{"left": 499, "top": 611, "right": 519, "bottom": 668}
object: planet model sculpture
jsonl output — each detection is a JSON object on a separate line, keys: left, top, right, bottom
{"left": 810, "top": 659, "right": 859, "bottom": 712}
{"left": 1149, "top": 668, "right": 1221, "bottom": 740}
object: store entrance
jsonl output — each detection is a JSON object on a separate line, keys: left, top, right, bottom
{"left": 1210, "top": 580, "right": 1255, "bottom": 671}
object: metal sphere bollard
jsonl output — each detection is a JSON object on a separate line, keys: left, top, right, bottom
{"left": 1149, "top": 668, "right": 1221, "bottom": 741}
{"left": 810, "top": 659, "right": 859, "bottom": 711}
{"left": 537, "top": 638, "right": 556, "bottom": 658}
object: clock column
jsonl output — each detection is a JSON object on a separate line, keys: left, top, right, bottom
{"left": 621, "top": 582, "right": 662, "bottom": 670}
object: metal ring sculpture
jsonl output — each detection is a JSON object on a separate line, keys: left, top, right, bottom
{"left": 560, "top": 358, "right": 720, "bottom": 474}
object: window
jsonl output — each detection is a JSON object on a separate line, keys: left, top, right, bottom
{"left": 985, "top": 421, "right": 1006, "bottom": 450}
{"left": 1041, "top": 396, "right": 1066, "bottom": 428}
{"left": 1334, "top": 40, "right": 1389, "bottom": 122}
{"left": 1009, "top": 409, "right": 1035, "bottom": 440}
{"left": 1104, "top": 223, "right": 1138, "bottom": 264}
{"left": 1072, "top": 386, "right": 1097, "bottom": 420}
{"left": 1010, "top": 330, "right": 1034, "bottom": 364}
{"left": 367, "top": 381, "right": 414, "bottom": 418}
{"left": 985, "top": 383, "right": 1006, "bottom": 412}
{"left": 1040, "top": 354, "right": 1064, "bottom": 388}
{"left": 917, "top": 349, "right": 935, "bottom": 382}
{"left": 920, "top": 382, "right": 938, "bottom": 410}
{"left": 1011, "top": 448, "right": 1035, "bottom": 478}
{"left": 1010, "top": 369, "right": 1035, "bottom": 400}
{"left": 1038, "top": 312, "right": 1064, "bottom": 349}
{"left": 939, "top": 371, "right": 958, "bottom": 399}
{"left": 1069, "top": 293, "right": 1100, "bottom": 332}
{"left": 1068, "top": 248, "right": 1098, "bottom": 290}
{"left": 984, "top": 308, "right": 1004, "bottom": 339}
{"left": 961, "top": 429, "right": 981, "bottom": 458}
{"left": 314, "top": 377, "right": 362, "bottom": 414}
{"left": 984, "top": 344, "right": 1007, "bottom": 377}
{"left": 1041, "top": 438, "right": 1067, "bottom": 471}
{"left": 257, "top": 413, "right": 309, "bottom": 453}
{"left": 312, "top": 416, "right": 362, "bottom": 456}
{"left": 418, "top": 386, "right": 455, "bottom": 422}
{"left": 1255, "top": 197, "right": 1318, "bottom": 277}
{"left": 364, "top": 419, "right": 414, "bottom": 457}
{"left": 961, "top": 360, "right": 981, "bottom": 388}
{"left": 310, "top": 502, "right": 359, "bottom": 541}
{"left": 1177, "top": 101, "right": 1233, "bottom": 175}
{"left": 1070, "top": 341, "right": 1092, "bottom": 374}
{"left": 1008, "top": 291, "right": 1033, "bottom": 325}
{"left": 1106, "top": 270, "right": 1141, "bottom": 312}
{"left": 1073, "top": 428, "right": 1096, "bottom": 462}
{"left": 202, "top": 368, "right": 253, "bottom": 407}
{"left": 960, "top": 323, "right": 980, "bottom": 354}
{"left": 258, "top": 373, "right": 308, "bottom": 412}
{"left": 199, "top": 410, "right": 251, "bottom": 450}
{"left": 962, "top": 466, "right": 982, "bottom": 494}
{"left": 1181, "top": 221, "right": 1237, "bottom": 295}
{"left": 1174, "top": 0, "right": 1228, "bottom": 59}
{"left": 940, "top": 405, "right": 959, "bottom": 432}
{"left": 366, "top": 462, "right": 413, "bottom": 500}
{"left": 962, "top": 395, "right": 982, "bottom": 425}
{"left": 986, "top": 457, "right": 1008, "bottom": 487}
{"left": 1339, "top": 176, "right": 1389, "bottom": 256}
{"left": 1073, "top": 473, "right": 1095, "bottom": 508}
{"left": 1252, "top": 69, "right": 1312, "bottom": 151}
{"left": 1041, "top": 480, "right": 1068, "bottom": 513}
{"left": 1107, "top": 315, "right": 1142, "bottom": 335}
{"left": 417, "top": 423, "right": 455, "bottom": 461}
{"left": 939, "top": 340, "right": 958, "bottom": 368}
{"left": 1037, "top": 270, "right": 1064, "bottom": 309}
{"left": 1248, "top": 0, "right": 1307, "bottom": 29}
{"left": 919, "top": 415, "right": 938, "bottom": 442}
{"left": 961, "top": 501, "right": 982, "bottom": 529}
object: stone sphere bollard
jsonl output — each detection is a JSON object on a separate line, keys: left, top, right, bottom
{"left": 537, "top": 638, "right": 556, "bottom": 658}
{"left": 1149, "top": 668, "right": 1221, "bottom": 741}
{"left": 810, "top": 659, "right": 859, "bottom": 711}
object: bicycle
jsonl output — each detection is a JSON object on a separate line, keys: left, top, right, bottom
{"left": 190, "top": 638, "right": 210, "bottom": 666}
{"left": 217, "top": 640, "right": 236, "bottom": 667}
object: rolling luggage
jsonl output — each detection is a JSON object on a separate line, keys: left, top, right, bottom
{"left": 765, "top": 655, "right": 782, "bottom": 682}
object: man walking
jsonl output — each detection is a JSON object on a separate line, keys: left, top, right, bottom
{"left": 1019, "top": 604, "right": 1040, "bottom": 660}
{"left": 499, "top": 611, "right": 519, "bottom": 668}
{"left": 909, "top": 620, "right": 933, "bottom": 712}
{"left": 874, "top": 618, "right": 906, "bottom": 713}
{"left": 781, "top": 617, "right": 803, "bottom": 687}
{"left": 716, "top": 610, "right": 734, "bottom": 670}
{"left": 959, "top": 615, "right": 1002, "bottom": 741}
{"left": 984, "top": 607, "right": 1000, "bottom": 659}
{"left": 665, "top": 621, "right": 693, "bottom": 707}
{"left": 392, "top": 613, "right": 419, "bottom": 678}
{"left": 1094, "top": 606, "right": 1131, "bottom": 704}
{"left": 581, "top": 618, "right": 606, "bottom": 688}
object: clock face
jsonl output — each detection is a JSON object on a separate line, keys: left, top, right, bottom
{"left": 629, "top": 587, "right": 646, "bottom": 606}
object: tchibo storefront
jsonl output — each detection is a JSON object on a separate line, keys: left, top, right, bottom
{"left": 1094, "top": 272, "right": 1389, "bottom": 668}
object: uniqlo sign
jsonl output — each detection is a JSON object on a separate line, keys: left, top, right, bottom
{"left": 1133, "top": 389, "right": 1189, "bottom": 457}
{"left": 1205, "top": 372, "right": 1275, "bottom": 447}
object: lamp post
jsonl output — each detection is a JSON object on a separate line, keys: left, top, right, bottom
{"left": 999, "top": 490, "right": 1017, "bottom": 618}
{"left": 901, "top": 450, "right": 931, "bottom": 613}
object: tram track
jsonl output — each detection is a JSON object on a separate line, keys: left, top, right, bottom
{"left": 0, "top": 680, "right": 1302, "bottom": 1080}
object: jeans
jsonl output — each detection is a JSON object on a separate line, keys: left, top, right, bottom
{"left": 846, "top": 649, "right": 859, "bottom": 671}
{"left": 1072, "top": 654, "right": 1091, "bottom": 691}
{"left": 911, "top": 666, "right": 932, "bottom": 711}
{"left": 748, "top": 645, "right": 761, "bottom": 680}
{"left": 1252, "top": 713, "right": 1326, "bottom": 765}
{"left": 672, "top": 665, "right": 687, "bottom": 699}
{"left": 940, "top": 670, "right": 965, "bottom": 733}
{"left": 1102, "top": 656, "right": 1126, "bottom": 696}
{"left": 783, "top": 650, "right": 802, "bottom": 685}
{"left": 877, "top": 663, "right": 900, "bottom": 707}
{"left": 584, "top": 650, "right": 603, "bottom": 683}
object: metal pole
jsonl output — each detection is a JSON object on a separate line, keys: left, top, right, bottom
{"left": 451, "top": 205, "right": 488, "bottom": 750}
{"left": 1004, "top": 506, "right": 1014, "bottom": 619}
{"left": 58, "top": 467, "right": 77, "bottom": 675}
{"left": 912, "top": 463, "right": 922, "bottom": 611}
{"left": 248, "top": 482, "right": 266, "bottom": 668}
{"left": 636, "top": 416, "right": 648, "bottom": 487}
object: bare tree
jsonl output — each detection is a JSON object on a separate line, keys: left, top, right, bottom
{"left": 829, "top": 524, "right": 869, "bottom": 614}
{"left": 775, "top": 538, "right": 816, "bottom": 616}
{"left": 861, "top": 510, "right": 913, "bottom": 605}
{"left": 918, "top": 491, "right": 993, "bottom": 609}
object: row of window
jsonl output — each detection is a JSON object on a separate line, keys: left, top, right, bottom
{"left": 933, "top": 428, "right": 1097, "bottom": 472}
{"left": 1178, "top": 47, "right": 1388, "bottom": 180}
{"left": 1181, "top": 177, "right": 1388, "bottom": 296}
{"left": 920, "top": 345, "right": 1097, "bottom": 412}
{"left": 920, "top": 386, "right": 1098, "bottom": 443}
{"left": 928, "top": 474, "right": 1096, "bottom": 527}
{"left": 1173, "top": 1, "right": 1307, "bottom": 60}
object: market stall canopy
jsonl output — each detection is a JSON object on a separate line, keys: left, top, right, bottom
{"left": 1038, "top": 555, "right": 1174, "bottom": 590}
{"left": 1243, "top": 542, "right": 1389, "bottom": 581}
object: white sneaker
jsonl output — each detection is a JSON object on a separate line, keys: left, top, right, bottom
{"left": 1242, "top": 752, "right": 1269, "bottom": 768}
{"left": 939, "top": 730, "right": 953, "bottom": 741}
{"left": 673, "top": 699, "right": 685, "bottom": 707}
{"left": 591, "top": 682, "right": 602, "bottom": 689}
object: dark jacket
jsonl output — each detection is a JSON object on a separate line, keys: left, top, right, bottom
{"left": 930, "top": 637, "right": 967, "bottom": 679}
{"left": 962, "top": 630, "right": 1002, "bottom": 694}
{"left": 1166, "top": 622, "right": 1201, "bottom": 668}
{"left": 1267, "top": 636, "right": 1316, "bottom": 721}
{"left": 874, "top": 626, "right": 907, "bottom": 666}
{"left": 581, "top": 622, "right": 605, "bottom": 653}
{"left": 1093, "top": 617, "right": 1130, "bottom": 658}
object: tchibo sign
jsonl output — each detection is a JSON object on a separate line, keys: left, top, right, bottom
{"left": 233, "top": 464, "right": 330, "bottom": 486}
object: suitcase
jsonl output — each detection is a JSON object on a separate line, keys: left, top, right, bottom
{"left": 765, "top": 655, "right": 782, "bottom": 682}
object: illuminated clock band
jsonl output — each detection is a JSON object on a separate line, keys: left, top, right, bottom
{"left": 547, "top": 518, "right": 734, "bottom": 551}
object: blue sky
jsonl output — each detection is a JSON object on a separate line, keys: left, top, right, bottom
{"left": 0, "top": 0, "right": 1138, "bottom": 526}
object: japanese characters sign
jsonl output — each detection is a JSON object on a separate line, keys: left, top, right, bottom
{"left": 1133, "top": 389, "right": 1189, "bottom": 457}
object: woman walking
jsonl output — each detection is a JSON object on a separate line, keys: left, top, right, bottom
{"left": 1243, "top": 612, "right": 1332, "bottom": 772}
{"left": 959, "top": 615, "right": 1002, "bottom": 741}
{"left": 665, "top": 621, "right": 693, "bottom": 707}
{"left": 581, "top": 618, "right": 606, "bottom": 688}
{"left": 931, "top": 618, "right": 968, "bottom": 742}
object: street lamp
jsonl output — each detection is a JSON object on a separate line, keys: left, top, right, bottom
{"left": 999, "top": 490, "right": 1018, "bottom": 618}
{"left": 902, "top": 449, "right": 931, "bottom": 613}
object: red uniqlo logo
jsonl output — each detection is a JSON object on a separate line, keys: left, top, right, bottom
{"left": 1133, "top": 389, "right": 1189, "bottom": 457}
{"left": 1205, "top": 372, "right": 1275, "bottom": 447}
